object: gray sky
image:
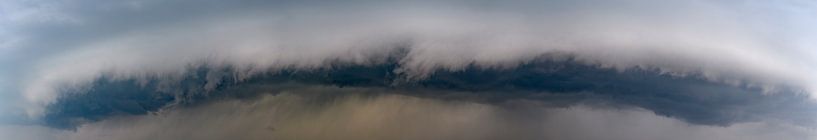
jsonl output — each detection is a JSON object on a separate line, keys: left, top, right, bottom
{"left": 0, "top": 0, "right": 816, "bottom": 139}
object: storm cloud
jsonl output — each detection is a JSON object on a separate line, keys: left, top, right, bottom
{"left": 1, "top": 0, "right": 816, "bottom": 139}
{"left": 38, "top": 57, "right": 817, "bottom": 129}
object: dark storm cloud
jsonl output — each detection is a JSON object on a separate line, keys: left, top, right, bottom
{"left": 41, "top": 56, "right": 817, "bottom": 129}
{"left": 0, "top": 0, "right": 816, "bottom": 139}
{"left": 9, "top": 0, "right": 815, "bottom": 114}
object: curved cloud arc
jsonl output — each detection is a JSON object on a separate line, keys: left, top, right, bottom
{"left": 0, "top": 1, "right": 816, "bottom": 134}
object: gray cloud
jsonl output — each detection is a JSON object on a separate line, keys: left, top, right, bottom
{"left": 37, "top": 59, "right": 817, "bottom": 129}
{"left": 2, "top": 0, "right": 814, "bottom": 117}
{"left": 1, "top": 0, "right": 816, "bottom": 139}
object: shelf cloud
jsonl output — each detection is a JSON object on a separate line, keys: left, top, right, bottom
{"left": 1, "top": 0, "right": 816, "bottom": 139}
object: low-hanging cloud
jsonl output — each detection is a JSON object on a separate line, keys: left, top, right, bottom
{"left": 37, "top": 59, "right": 817, "bottom": 129}
{"left": 1, "top": 0, "right": 817, "bottom": 139}
{"left": 3, "top": 0, "right": 815, "bottom": 118}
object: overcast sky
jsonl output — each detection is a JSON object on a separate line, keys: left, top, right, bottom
{"left": 1, "top": 0, "right": 816, "bottom": 139}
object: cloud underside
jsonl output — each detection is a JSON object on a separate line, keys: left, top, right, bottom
{"left": 43, "top": 59, "right": 816, "bottom": 130}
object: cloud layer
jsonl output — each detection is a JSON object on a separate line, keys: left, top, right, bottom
{"left": 1, "top": 0, "right": 816, "bottom": 139}
{"left": 38, "top": 59, "right": 817, "bottom": 129}
{"left": 2, "top": 0, "right": 815, "bottom": 117}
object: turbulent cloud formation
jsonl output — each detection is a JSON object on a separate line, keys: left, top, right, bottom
{"left": 37, "top": 59, "right": 817, "bottom": 129}
{"left": 4, "top": 0, "right": 815, "bottom": 114}
{"left": 0, "top": 0, "right": 816, "bottom": 139}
